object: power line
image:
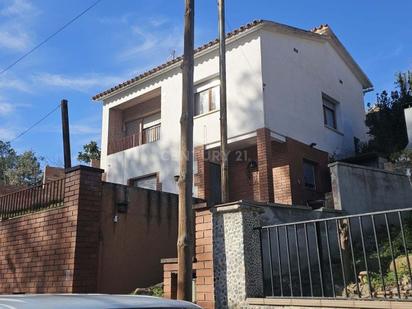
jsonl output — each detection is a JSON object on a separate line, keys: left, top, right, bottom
{"left": 0, "top": 0, "right": 103, "bottom": 75}
{"left": 8, "top": 103, "right": 61, "bottom": 143}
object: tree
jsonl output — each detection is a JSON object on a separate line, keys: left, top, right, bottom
{"left": 0, "top": 141, "right": 43, "bottom": 186}
{"left": 77, "top": 141, "right": 101, "bottom": 164}
{"left": 0, "top": 141, "right": 17, "bottom": 184}
{"left": 364, "top": 71, "right": 412, "bottom": 158}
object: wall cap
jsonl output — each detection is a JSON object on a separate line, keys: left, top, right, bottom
{"left": 65, "top": 165, "right": 104, "bottom": 174}
{"left": 212, "top": 200, "right": 265, "bottom": 214}
{"left": 192, "top": 202, "right": 209, "bottom": 210}
{"left": 246, "top": 297, "right": 403, "bottom": 308}
{"left": 329, "top": 161, "right": 408, "bottom": 177}
{"left": 160, "top": 258, "right": 177, "bottom": 264}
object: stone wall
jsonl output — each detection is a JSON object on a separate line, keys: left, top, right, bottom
{"left": 213, "top": 202, "right": 264, "bottom": 309}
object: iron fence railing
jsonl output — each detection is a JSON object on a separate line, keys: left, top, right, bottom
{"left": 0, "top": 178, "right": 65, "bottom": 220}
{"left": 258, "top": 207, "right": 412, "bottom": 300}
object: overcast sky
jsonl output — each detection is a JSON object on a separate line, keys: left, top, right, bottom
{"left": 0, "top": 0, "right": 411, "bottom": 166}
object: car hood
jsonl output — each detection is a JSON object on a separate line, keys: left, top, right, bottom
{"left": 0, "top": 294, "right": 201, "bottom": 309}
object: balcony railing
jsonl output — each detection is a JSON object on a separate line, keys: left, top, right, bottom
{"left": 108, "top": 124, "right": 161, "bottom": 155}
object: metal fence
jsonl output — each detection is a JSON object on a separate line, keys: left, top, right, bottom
{"left": 258, "top": 207, "right": 412, "bottom": 300}
{"left": 0, "top": 178, "right": 65, "bottom": 220}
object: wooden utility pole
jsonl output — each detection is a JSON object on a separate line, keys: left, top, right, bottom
{"left": 177, "top": 0, "right": 195, "bottom": 301}
{"left": 61, "top": 99, "right": 72, "bottom": 169}
{"left": 218, "top": 0, "right": 229, "bottom": 203}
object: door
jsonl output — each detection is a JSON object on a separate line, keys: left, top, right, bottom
{"left": 208, "top": 162, "right": 221, "bottom": 206}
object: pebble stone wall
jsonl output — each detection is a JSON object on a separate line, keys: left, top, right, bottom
{"left": 213, "top": 202, "right": 264, "bottom": 308}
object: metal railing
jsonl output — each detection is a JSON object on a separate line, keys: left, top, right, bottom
{"left": 258, "top": 207, "right": 412, "bottom": 300}
{"left": 108, "top": 124, "right": 161, "bottom": 155}
{"left": 142, "top": 124, "right": 161, "bottom": 144}
{"left": 0, "top": 178, "right": 65, "bottom": 220}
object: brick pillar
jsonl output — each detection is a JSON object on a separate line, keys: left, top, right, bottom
{"left": 256, "top": 128, "right": 274, "bottom": 202}
{"left": 212, "top": 202, "right": 264, "bottom": 308}
{"left": 194, "top": 204, "right": 214, "bottom": 309}
{"left": 64, "top": 165, "right": 103, "bottom": 293}
{"left": 194, "top": 145, "right": 209, "bottom": 201}
{"left": 162, "top": 259, "right": 178, "bottom": 299}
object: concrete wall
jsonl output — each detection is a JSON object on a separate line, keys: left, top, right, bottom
{"left": 260, "top": 29, "right": 367, "bottom": 158}
{"left": 405, "top": 107, "right": 412, "bottom": 149}
{"left": 97, "top": 183, "right": 179, "bottom": 293}
{"left": 330, "top": 161, "right": 412, "bottom": 213}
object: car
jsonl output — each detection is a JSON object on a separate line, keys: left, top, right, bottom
{"left": 0, "top": 294, "right": 202, "bottom": 309}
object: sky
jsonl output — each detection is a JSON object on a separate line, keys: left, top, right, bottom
{"left": 0, "top": 0, "right": 411, "bottom": 167}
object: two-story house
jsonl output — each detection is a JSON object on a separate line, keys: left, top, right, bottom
{"left": 93, "top": 20, "right": 373, "bottom": 206}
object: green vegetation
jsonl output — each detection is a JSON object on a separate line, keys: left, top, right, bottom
{"left": 363, "top": 71, "right": 412, "bottom": 158}
{"left": 131, "top": 283, "right": 164, "bottom": 297}
{"left": 77, "top": 141, "right": 100, "bottom": 164}
{"left": 0, "top": 140, "right": 43, "bottom": 186}
{"left": 345, "top": 214, "right": 412, "bottom": 297}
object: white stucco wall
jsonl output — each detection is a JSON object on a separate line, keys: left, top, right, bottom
{"left": 99, "top": 26, "right": 369, "bottom": 193}
{"left": 100, "top": 31, "right": 264, "bottom": 193}
{"left": 260, "top": 28, "right": 368, "bottom": 157}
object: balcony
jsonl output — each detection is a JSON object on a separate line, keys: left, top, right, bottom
{"left": 108, "top": 124, "right": 160, "bottom": 155}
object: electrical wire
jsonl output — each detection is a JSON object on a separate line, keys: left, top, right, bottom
{"left": 0, "top": 0, "right": 103, "bottom": 75}
{"left": 8, "top": 103, "right": 61, "bottom": 143}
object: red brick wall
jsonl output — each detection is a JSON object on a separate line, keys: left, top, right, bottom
{"left": 194, "top": 207, "right": 214, "bottom": 309}
{"left": 0, "top": 205, "right": 77, "bottom": 293}
{"left": 279, "top": 138, "right": 330, "bottom": 205}
{"left": 162, "top": 261, "right": 178, "bottom": 299}
{"left": 256, "top": 128, "right": 274, "bottom": 202}
{"left": 272, "top": 165, "right": 292, "bottom": 204}
{"left": 0, "top": 165, "right": 103, "bottom": 294}
{"left": 162, "top": 205, "right": 215, "bottom": 309}
{"left": 228, "top": 131, "right": 330, "bottom": 206}
{"left": 194, "top": 145, "right": 209, "bottom": 200}
{"left": 67, "top": 167, "right": 103, "bottom": 292}
{"left": 228, "top": 145, "right": 259, "bottom": 201}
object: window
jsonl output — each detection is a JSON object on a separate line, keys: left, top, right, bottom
{"left": 131, "top": 174, "right": 158, "bottom": 190}
{"left": 322, "top": 95, "right": 338, "bottom": 129}
{"left": 194, "top": 86, "right": 220, "bottom": 116}
{"left": 303, "top": 160, "right": 316, "bottom": 190}
{"left": 143, "top": 112, "right": 161, "bottom": 129}
{"left": 124, "top": 112, "right": 161, "bottom": 144}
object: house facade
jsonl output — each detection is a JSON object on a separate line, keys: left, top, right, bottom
{"left": 93, "top": 20, "right": 373, "bottom": 206}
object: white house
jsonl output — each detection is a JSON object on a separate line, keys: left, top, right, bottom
{"left": 93, "top": 20, "right": 373, "bottom": 206}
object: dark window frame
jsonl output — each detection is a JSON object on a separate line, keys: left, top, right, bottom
{"left": 128, "top": 172, "right": 159, "bottom": 190}
{"left": 303, "top": 160, "right": 317, "bottom": 191}
{"left": 322, "top": 93, "right": 339, "bottom": 130}
{"left": 194, "top": 85, "right": 219, "bottom": 116}
{"left": 123, "top": 111, "right": 161, "bottom": 137}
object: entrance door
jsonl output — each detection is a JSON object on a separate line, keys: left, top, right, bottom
{"left": 208, "top": 162, "right": 221, "bottom": 206}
